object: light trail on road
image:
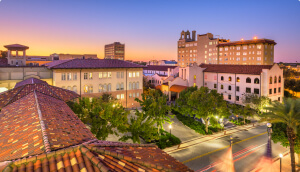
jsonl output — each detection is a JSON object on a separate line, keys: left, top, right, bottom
{"left": 196, "top": 143, "right": 267, "bottom": 172}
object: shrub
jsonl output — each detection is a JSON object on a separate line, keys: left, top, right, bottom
{"left": 230, "top": 118, "right": 251, "bottom": 125}
{"left": 155, "top": 129, "right": 181, "bottom": 149}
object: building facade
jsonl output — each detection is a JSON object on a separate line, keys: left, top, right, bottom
{"left": 177, "top": 31, "right": 276, "bottom": 67}
{"left": 46, "top": 59, "right": 143, "bottom": 108}
{"left": 158, "top": 63, "right": 284, "bottom": 105}
{"left": 105, "top": 42, "right": 125, "bottom": 60}
{"left": 51, "top": 53, "right": 98, "bottom": 60}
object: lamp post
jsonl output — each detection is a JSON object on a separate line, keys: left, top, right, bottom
{"left": 279, "top": 153, "right": 283, "bottom": 172}
{"left": 169, "top": 124, "right": 172, "bottom": 136}
{"left": 266, "top": 123, "right": 273, "bottom": 159}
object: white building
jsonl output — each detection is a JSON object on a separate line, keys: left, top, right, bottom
{"left": 161, "top": 63, "right": 284, "bottom": 104}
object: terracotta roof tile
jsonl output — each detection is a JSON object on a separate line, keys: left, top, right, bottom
{"left": 1, "top": 142, "right": 193, "bottom": 172}
{"left": 170, "top": 85, "right": 188, "bottom": 93}
{"left": 45, "top": 59, "right": 145, "bottom": 69}
{"left": 14, "top": 78, "right": 48, "bottom": 88}
{"left": 0, "top": 91, "right": 95, "bottom": 162}
{"left": 0, "top": 78, "right": 79, "bottom": 108}
{"left": 200, "top": 64, "right": 273, "bottom": 75}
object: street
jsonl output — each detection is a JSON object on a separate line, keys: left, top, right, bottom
{"left": 169, "top": 125, "right": 288, "bottom": 172}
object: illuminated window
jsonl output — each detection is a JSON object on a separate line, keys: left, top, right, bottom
{"left": 254, "top": 78, "right": 259, "bottom": 84}
{"left": 136, "top": 72, "right": 140, "bottom": 77}
{"left": 67, "top": 73, "right": 72, "bottom": 80}
{"left": 121, "top": 94, "right": 124, "bottom": 99}
{"left": 257, "top": 57, "right": 261, "bottom": 61}
{"left": 129, "top": 72, "right": 132, "bottom": 77}
{"left": 236, "top": 77, "right": 240, "bottom": 82}
{"left": 99, "top": 72, "right": 103, "bottom": 78}
{"left": 229, "top": 77, "right": 232, "bottom": 81}
{"left": 257, "top": 45, "right": 262, "bottom": 49}
{"left": 269, "top": 77, "right": 272, "bottom": 84}
{"left": 108, "top": 72, "right": 112, "bottom": 78}
{"left": 237, "top": 47, "right": 240, "bottom": 50}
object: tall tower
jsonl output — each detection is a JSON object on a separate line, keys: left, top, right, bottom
{"left": 4, "top": 44, "right": 29, "bottom": 66}
{"left": 104, "top": 42, "right": 125, "bottom": 60}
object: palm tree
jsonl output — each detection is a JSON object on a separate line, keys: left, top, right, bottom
{"left": 262, "top": 98, "right": 300, "bottom": 172}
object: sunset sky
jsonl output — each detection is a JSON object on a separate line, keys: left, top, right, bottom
{"left": 0, "top": 0, "right": 299, "bottom": 62}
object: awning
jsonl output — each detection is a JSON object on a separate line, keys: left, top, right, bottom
{"left": 170, "top": 85, "right": 188, "bottom": 93}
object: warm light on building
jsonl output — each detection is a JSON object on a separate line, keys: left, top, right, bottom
{"left": 241, "top": 38, "right": 244, "bottom": 41}
{"left": 253, "top": 36, "right": 257, "bottom": 40}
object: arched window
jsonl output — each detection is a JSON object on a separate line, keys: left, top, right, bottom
{"left": 84, "top": 85, "right": 88, "bottom": 93}
{"left": 136, "top": 82, "right": 139, "bottom": 89}
{"left": 254, "top": 78, "right": 259, "bottom": 84}
{"left": 221, "top": 85, "right": 224, "bottom": 89}
{"left": 103, "top": 84, "right": 107, "bottom": 92}
{"left": 129, "top": 82, "right": 132, "bottom": 90}
{"left": 221, "top": 76, "right": 224, "bottom": 81}
{"left": 274, "top": 76, "right": 277, "bottom": 83}
{"left": 89, "top": 86, "right": 93, "bottom": 93}
{"left": 62, "top": 86, "right": 66, "bottom": 89}
{"left": 236, "top": 77, "right": 240, "bottom": 82}
{"left": 269, "top": 77, "right": 272, "bottom": 84}
{"left": 228, "top": 77, "right": 232, "bottom": 81}
{"left": 99, "top": 84, "right": 103, "bottom": 92}
{"left": 246, "top": 77, "right": 251, "bottom": 83}
{"left": 132, "top": 82, "right": 136, "bottom": 89}
{"left": 108, "top": 84, "right": 111, "bottom": 91}
{"left": 67, "top": 86, "right": 71, "bottom": 90}
{"left": 73, "top": 86, "right": 77, "bottom": 93}
{"left": 279, "top": 76, "right": 281, "bottom": 83}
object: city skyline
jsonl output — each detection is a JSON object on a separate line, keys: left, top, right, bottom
{"left": 0, "top": 0, "right": 299, "bottom": 62}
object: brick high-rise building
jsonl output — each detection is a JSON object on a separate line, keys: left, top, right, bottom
{"left": 104, "top": 42, "right": 125, "bottom": 60}
{"left": 177, "top": 31, "right": 276, "bottom": 67}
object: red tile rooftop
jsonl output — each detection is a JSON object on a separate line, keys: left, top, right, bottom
{"left": 44, "top": 59, "right": 145, "bottom": 69}
{"left": 200, "top": 64, "right": 273, "bottom": 75}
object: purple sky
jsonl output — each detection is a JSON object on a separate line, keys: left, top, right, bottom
{"left": 0, "top": 0, "right": 299, "bottom": 62}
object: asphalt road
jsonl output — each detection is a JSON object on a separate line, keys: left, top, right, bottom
{"left": 169, "top": 125, "right": 288, "bottom": 172}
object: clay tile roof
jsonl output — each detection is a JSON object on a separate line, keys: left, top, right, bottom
{"left": 0, "top": 58, "right": 8, "bottom": 66}
{"left": 200, "top": 64, "right": 273, "bottom": 75}
{"left": 170, "top": 85, "right": 188, "bottom": 93}
{"left": 0, "top": 78, "right": 79, "bottom": 108}
{"left": 216, "top": 39, "right": 276, "bottom": 47}
{"left": 0, "top": 91, "right": 95, "bottom": 162}
{"left": 14, "top": 78, "right": 47, "bottom": 88}
{"left": 0, "top": 140, "right": 193, "bottom": 172}
{"left": 145, "top": 65, "right": 177, "bottom": 71}
{"left": 45, "top": 59, "right": 145, "bottom": 69}
{"left": 4, "top": 44, "right": 29, "bottom": 49}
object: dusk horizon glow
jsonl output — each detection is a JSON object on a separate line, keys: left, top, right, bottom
{"left": 0, "top": 0, "right": 299, "bottom": 62}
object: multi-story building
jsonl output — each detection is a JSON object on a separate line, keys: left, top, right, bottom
{"left": 157, "top": 63, "right": 283, "bottom": 104}
{"left": 217, "top": 39, "right": 276, "bottom": 65}
{"left": 105, "top": 42, "right": 125, "bottom": 60}
{"left": 177, "top": 31, "right": 276, "bottom": 66}
{"left": 148, "top": 60, "right": 177, "bottom": 66}
{"left": 51, "top": 53, "right": 98, "bottom": 60}
{"left": 45, "top": 59, "right": 143, "bottom": 108}
{"left": 4, "top": 44, "right": 28, "bottom": 66}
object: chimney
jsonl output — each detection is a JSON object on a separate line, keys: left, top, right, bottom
{"left": 192, "top": 30, "right": 196, "bottom": 41}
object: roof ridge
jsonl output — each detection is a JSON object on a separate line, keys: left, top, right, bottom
{"left": 34, "top": 91, "right": 51, "bottom": 153}
{"left": 47, "top": 59, "right": 74, "bottom": 68}
{"left": 3, "top": 85, "right": 27, "bottom": 108}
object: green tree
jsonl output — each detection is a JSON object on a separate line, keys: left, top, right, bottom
{"left": 135, "top": 89, "right": 172, "bottom": 134}
{"left": 68, "top": 97, "right": 129, "bottom": 140}
{"left": 174, "top": 86, "right": 197, "bottom": 116}
{"left": 188, "top": 87, "right": 229, "bottom": 133}
{"left": 120, "top": 110, "right": 159, "bottom": 143}
{"left": 230, "top": 104, "right": 253, "bottom": 124}
{"left": 262, "top": 98, "right": 300, "bottom": 172}
{"left": 242, "top": 93, "right": 270, "bottom": 115}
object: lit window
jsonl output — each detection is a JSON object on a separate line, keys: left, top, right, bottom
{"left": 67, "top": 73, "right": 72, "bottom": 80}
{"left": 121, "top": 94, "right": 124, "bottom": 99}
{"left": 237, "top": 47, "right": 240, "bottom": 50}
{"left": 136, "top": 72, "right": 140, "bottom": 77}
{"left": 257, "top": 45, "right": 262, "bottom": 49}
{"left": 236, "top": 77, "right": 240, "bottom": 82}
{"left": 108, "top": 72, "right": 112, "bottom": 78}
{"left": 117, "top": 94, "right": 120, "bottom": 99}
{"left": 129, "top": 72, "right": 132, "bottom": 77}
{"left": 99, "top": 72, "right": 103, "bottom": 78}
{"left": 254, "top": 78, "right": 259, "bottom": 84}
{"left": 103, "top": 72, "right": 107, "bottom": 78}
{"left": 229, "top": 77, "right": 232, "bottom": 81}
{"left": 257, "top": 57, "right": 261, "bottom": 61}
{"left": 89, "top": 73, "right": 93, "bottom": 79}
{"left": 257, "top": 51, "right": 261, "bottom": 55}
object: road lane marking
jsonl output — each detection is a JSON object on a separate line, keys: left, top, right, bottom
{"left": 182, "top": 131, "right": 267, "bottom": 164}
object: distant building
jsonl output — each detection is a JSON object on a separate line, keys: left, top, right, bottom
{"left": 4, "top": 44, "right": 29, "bottom": 66}
{"left": 156, "top": 63, "right": 284, "bottom": 103}
{"left": 149, "top": 60, "right": 177, "bottom": 66}
{"left": 105, "top": 42, "right": 125, "bottom": 60}
{"left": 178, "top": 30, "right": 276, "bottom": 67}
{"left": 51, "top": 53, "right": 98, "bottom": 60}
{"left": 45, "top": 59, "right": 143, "bottom": 108}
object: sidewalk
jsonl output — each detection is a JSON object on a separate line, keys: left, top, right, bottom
{"left": 164, "top": 122, "right": 264, "bottom": 153}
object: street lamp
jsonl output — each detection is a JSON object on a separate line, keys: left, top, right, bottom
{"left": 169, "top": 124, "right": 172, "bottom": 136}
{"left": 267, "top": 123, "right": 272, "bottom": 136}
{"left": 279, "top": 153, "right": 283, "bottom": 172}
{"left": 230, "top": 135, "right": 233, "bottom": 147}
